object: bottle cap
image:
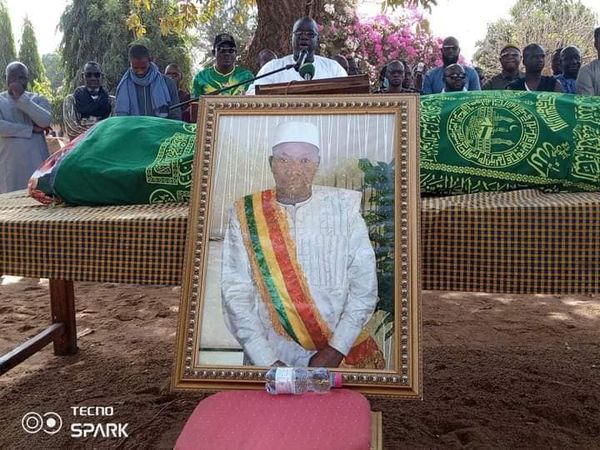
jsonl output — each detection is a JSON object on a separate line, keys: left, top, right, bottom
{"left": 333, "top": 372, "right": 343, "bottom": 388}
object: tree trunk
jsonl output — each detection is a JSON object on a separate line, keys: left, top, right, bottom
{"left": 242, "top": 0, "right": 326, "bottom": 73}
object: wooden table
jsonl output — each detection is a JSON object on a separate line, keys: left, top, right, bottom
{"left": 0, "top": 191, "right": 188, "bottom": 374}
{"left": 2, "top": 188, "right": 598, "bottom": 374}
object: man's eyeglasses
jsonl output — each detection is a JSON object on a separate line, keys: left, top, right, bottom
{"left": 446, "top": 73, "right": 466, "bottom": 80}
{"left": 84, "top": 72, "right": 102, "bottom": 78}
{"left": 293, "top": 31, "right": 317, "bottom": 38}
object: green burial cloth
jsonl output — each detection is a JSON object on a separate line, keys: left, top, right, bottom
{"left": 32, "top": 116, "right": 196, "bottom": 205}
{"left": 420, "top": 90, "right": 600, "bottom": 195}
{"left": 29, "top": 91, "right": 599, "bottom": 206}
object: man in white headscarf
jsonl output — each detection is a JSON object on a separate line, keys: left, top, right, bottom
{"left": 221, "top": 121, "right": 384, "bottom": 369}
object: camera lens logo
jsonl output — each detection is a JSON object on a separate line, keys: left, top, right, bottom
{"left": 22, "top": 412, "right": 63, "bottom": 435}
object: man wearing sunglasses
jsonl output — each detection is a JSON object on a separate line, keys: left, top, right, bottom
{"left": 442, "top": 64, "right": 467, "bottom": 92}
{"left": 422, "top": 36, "right": 481, "bottom": 95}
{"left": 482, "top": 45, "right": 523, "bottom": 90}
{"left": 192, "top": 33, "right": 254, "bottom": 97}
{"left": 246, "top": 16, "right": 347, "bottom": 95}
{"left": 63, "top": 62, "right": 115, "bottom": 140}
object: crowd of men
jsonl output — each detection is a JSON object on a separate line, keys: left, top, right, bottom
{"left": 1, "top": 16, "right": 600, "bottom": 194}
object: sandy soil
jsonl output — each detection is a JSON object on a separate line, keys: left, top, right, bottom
{"left": 1, "top": 277, "right": 599, "bottom": 449}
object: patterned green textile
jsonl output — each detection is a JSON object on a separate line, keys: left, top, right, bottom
{"left": 31, "top": 91, "right": 599, "bottom": 207}
{"left": 420, "top": 90, "right": 600, "bottom": 195}
{"left": 191, "top": 66, "right": 254, "bottom": 97}
{"left": 52, "top": 116, "right": 196, "bottom": 205}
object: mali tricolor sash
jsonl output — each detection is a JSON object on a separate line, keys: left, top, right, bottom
{"left": 235, "top": 189, "right": 385, "bottom": 370}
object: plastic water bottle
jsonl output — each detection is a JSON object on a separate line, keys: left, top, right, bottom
{"left": 265, "top": 367, "right": 343, "bottom": 395}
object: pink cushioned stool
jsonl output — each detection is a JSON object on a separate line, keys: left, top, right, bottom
{"left": 176, "top": 389, "right": 373, "bottom": 450}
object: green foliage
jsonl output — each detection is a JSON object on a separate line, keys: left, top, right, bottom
{"left": 0, "top": 0, "right": 17, "bottom": 90}
{"left": 386, "top": 0, "right": 437, "bottom": 12}
{"left": 474, "top": 0, "right": 598, "bottom": 75}
{"left": 127, "top": 0, "right": 439, "bottom": 36}
{"left": 50, "top": 91, "right": 66, "bottom": 129}
{"left": 30, "top": 76, "right": 64, "bottom": 127}
{"left": 20, "top": 22, "right": 57, "bottom": 123}
{"left": 60, "top": 0, "right": 131, "bottom": 93}
{"left": 128, "top": 0, "right": 256, "bottom": 37}
{"left": 358, "top": 159, "right": 395, "bottom": 324}
{"left": 18, "top": 18, "right": 46, "bottom": 86}
{"left": 42, "top": 53, "right": 65, "bottom": 91}
{"left": 134, "top": 1, "right": 194, "bottom": 89}
{"left": 192, "top": 0, "right": 257, "bottom": 69}
{"left": 60, "top": 0, "right": 192, "bottom": 94}
{"left": 31, "top": 77, "right": 53, "bottom": 99}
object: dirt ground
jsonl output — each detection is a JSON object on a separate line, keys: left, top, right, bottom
{"left": 0, "top": 277, "right": 599, "bottom": 449}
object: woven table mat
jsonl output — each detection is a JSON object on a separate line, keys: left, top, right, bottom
{"left": 0, "top": 191, "right": 188, "bottom": 285}
{"left": 2, "top": 189, "right": 598, "bottom": 293}
{"left": 422, "top": 189, "right": 600, "bottom": 294}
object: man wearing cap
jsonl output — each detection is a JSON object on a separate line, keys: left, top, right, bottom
{"left": 482, "top": 45, "right": 523, "bottom": 90}
{"left": 246, "top": 17, "right": 348, "bottom": 95}
{"left": 221, "top": 121, "right": 384, "bottom": 370}
{"left": 192, "top": 33, "right": 254, "bottom": 97}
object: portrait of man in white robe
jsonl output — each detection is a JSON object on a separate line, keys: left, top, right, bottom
{"left": 221, "top": 121, "right": 385, "bottom": 369}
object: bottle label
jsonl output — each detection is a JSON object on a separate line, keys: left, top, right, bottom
{"left": 275, "top": 368, "right": 295, "bottom": 394}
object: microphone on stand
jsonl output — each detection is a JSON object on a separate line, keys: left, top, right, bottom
{"left": 294, "top": 49, "right": 309, "bottom": 71}
{"left": 299, "top": 63, "right": 315, "bottom": 80}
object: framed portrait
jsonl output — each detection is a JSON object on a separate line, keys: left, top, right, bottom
{"left": 173, "top": 94, "right": 421, "bottom": 397}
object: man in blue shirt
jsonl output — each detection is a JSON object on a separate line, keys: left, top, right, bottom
{"left": 421, "top": 37, "right": 481, "bottom": 94}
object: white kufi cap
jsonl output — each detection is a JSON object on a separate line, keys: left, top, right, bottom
{"left": 271, "top": 121, "right": 320, "bottom": 151}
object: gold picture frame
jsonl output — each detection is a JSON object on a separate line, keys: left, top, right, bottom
{"left": 172, "top": 94, "right": 421, "bottom": 397}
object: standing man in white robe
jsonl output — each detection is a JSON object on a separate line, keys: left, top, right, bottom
{"left": 221, "top": 121, "right": 383, "bottom": 369}
{"left": 246, "top": 17, "right": 347, "bottom": 95}
{"left": 0, "top": 62, "right": 51, "bottom": 194}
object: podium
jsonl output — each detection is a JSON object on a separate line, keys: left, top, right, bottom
{"left": 255, "top": 73, "right": 370, "bottom": 95}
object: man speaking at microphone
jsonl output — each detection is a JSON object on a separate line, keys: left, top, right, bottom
{"left": 246, "top": 16, "right": 347, "bottom": 94}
